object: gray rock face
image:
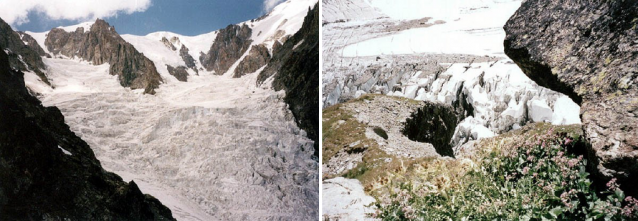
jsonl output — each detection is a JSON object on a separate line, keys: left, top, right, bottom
{"left": 0, "top": 18, "right": 49, "bottom": 85}
{"left": 166, "top": 65, "right": 188, "bottom": 82}
{"left": 199, "top": 24, "right": 252, "bottom": 75}
{"left": 233, "top": 44, "right": 270, "bottom": 78}
{"left": 504, "top": 0, "right": 638, "bottom": 196}
{"left": 179, "top": 45, "right": 197, "bottom": 72}
{"left": 45, "top": 19, "right": 162, "bottom": 94}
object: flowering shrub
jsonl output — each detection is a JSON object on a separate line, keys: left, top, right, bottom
{"left": 375, "top": 127, "right": 637, "bottom": 220}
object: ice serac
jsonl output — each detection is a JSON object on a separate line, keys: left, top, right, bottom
{"left": 200, "top": 24, "right": 252, "bottom": 74}
{"left": 45, "top": 19, "right": 162, "bottom": 94}
{"left": 0, "top": 48, "right": 174, "bottom": 220}
{"left": 0, "top": 17, "right": 49, "bottom": 85}
{"left": 258, "top": 3, "right": 319, "bottom": 156}
{"left": 233, "top": 44, "right": 271, "bottom": 78}
{"left": 504, "top": 0, "right": 638, "bottom": 196}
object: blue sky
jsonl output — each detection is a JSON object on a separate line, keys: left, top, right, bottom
{"left": 4, "top": 0, "right": 284, "bottom": 36}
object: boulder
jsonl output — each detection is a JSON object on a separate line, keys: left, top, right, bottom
{"left": 504, "top": 0, "right": 638, "bottom": 195}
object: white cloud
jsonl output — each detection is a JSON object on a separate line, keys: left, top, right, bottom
{"left": 0, "top": 0, "right": 152, "bottom": 25}
{"left": 263, "top": 0, "right": 285, "bottom": 13}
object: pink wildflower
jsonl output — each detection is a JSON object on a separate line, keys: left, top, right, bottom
{"left": 564, "top": 137, "right": 573, "bottom": 145}
{"left": 607, "top": 178, "right": 620, "bottom": 191}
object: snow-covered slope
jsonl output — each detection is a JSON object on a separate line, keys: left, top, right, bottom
{"left": 22, "top": 0, "right": 318, "bottom": 220}
{"left": 342, "top": 0, "right": 521, "bottom": 57}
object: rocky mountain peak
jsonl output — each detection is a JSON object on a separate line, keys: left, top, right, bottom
{"left": 45, "top": 18, "right": 162, "bottom": 94}
{"left": 199, "top": 24, "right": 253, "bottom": 74}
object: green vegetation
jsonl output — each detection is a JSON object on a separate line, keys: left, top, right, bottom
{"left": 374, "top": 124, "right": 638, "bottom": 220}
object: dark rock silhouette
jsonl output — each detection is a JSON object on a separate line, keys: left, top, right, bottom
{"left": 258, "top": 4, "right": 319, "bottom": 157}
{"left": 0, "top": 47, "right": 174, "bottom": 220}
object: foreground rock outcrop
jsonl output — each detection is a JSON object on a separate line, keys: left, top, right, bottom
{"left": 0, "top": 47, "right": 174, "bottom": 220}
{"left": 504, "top": 0, "right": 638, "bottom": 196}
{"left": 200, "top": 24, "right": 252, "bottom": 74}
{"left": 0, "top": 17, "right": 49, "bottom": 85}
{"left": 258, "top": 3, "right": 319, "bottom": 156}
{"left": 45, "top": 19, "right": 162, "bottom": 94}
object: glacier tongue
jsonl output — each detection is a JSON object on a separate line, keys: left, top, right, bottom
{"left": 34, "top": 55, "right": 318, "bottom": 220}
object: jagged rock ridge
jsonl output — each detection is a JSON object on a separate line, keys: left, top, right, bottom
{"left": 0, "top": 47, "right": 174, "bottom": 220}
{"left": 0, "top": 18, "right": 49, "bottom": 85}
{"left": 199, "top": 24, "right": 252, "bottom": 74}
{"left": 504, "top": 0, "right": 638, "bottom": 197}
{"left": 258, "top": 3, "right": 319, "bottom": 156}
{"left": 45, "top": 19, "right": 162, "bottom": 94}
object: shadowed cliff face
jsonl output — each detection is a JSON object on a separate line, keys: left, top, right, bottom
{"left": 200, "top": 24, "right": 253, "bottom": 75}
{"left": 0, "top": 18, "right": 49, "bottom": 85}
{"left": 504, "top": 0, "right": 638, "bottom": 196}
{"left": 45, "top": 19, "right": 162, "bottom": 94}
{"left": 0, "top": 47, "right": 174, "bottom": 220}
{"left": 257, "top": 3, "right": 319, "bottom": 157}
{"left": 403, "top": 102, "right": 463, "bottom": 157}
